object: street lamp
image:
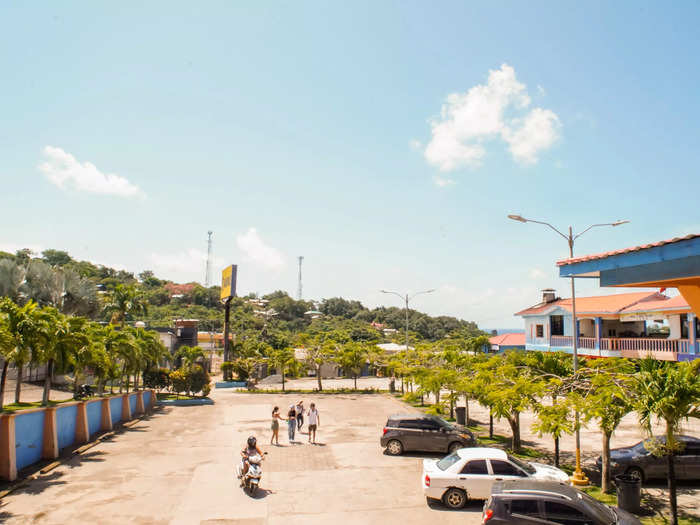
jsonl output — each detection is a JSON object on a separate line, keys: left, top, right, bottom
{"left": 380, "top": 289, "right": 435, "bottom": 391}
{"left": 508, "top": 214, "right": 629, "bottom": 486}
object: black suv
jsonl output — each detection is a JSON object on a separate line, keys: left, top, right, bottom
{"left": 482, "top": 480, "right": 641, "bottom": 525}
{"left": 380, "top": 414, "right": 476, "bottom": 455}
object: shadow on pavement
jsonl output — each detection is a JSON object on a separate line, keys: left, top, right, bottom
{"left": 426, "top": 497, "right": 483, "bottom": 513}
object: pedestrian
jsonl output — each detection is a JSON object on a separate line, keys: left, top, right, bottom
{"left": 270, "top": 406, "right": 283, "bottom": 445}
{"left": 296, "top": 400, "right": 304, "bottom": 431}
{"left": 287, "top": 404, "right": 296, "bottom": 443}
{"left": 307, "top": 402, "right": 320, "bottom": 444}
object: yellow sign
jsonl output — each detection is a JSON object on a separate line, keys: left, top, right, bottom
{"left": 220, "top": 265, "right": 237, "bottom": 300}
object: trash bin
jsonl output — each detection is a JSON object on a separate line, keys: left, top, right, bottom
{"left": 614, "top": 474, "right": 641, "bottom": 512}
{"left": 455, "top": 406, "right": 466, "bottom": 426}
{"left": 389, "top": 379, "right": 395, "bottom": 393}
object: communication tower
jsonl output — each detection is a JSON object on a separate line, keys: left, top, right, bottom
{"left": 297, "top": 256, "right": 303, "bottom": 300}
{"left": 205, "top": 231, "right": 213, "bottom": 286}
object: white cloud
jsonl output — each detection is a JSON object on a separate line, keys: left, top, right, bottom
{"left": 38, "top": 146, "right": 145, "bottom": 199}
{"left": 236, "top": 228, "right": 285, "bottom": 270}
{"left": 423, "top": 64, "right": 560, "bottom": 171}
{"left": 409, "top": 139, "right": 423, "bottom": 151}
{"left": 528, "top": 268, "right": 546, "bottom": 279}
{"left": 432, "top": 175, "right": 455, "bottom": 188}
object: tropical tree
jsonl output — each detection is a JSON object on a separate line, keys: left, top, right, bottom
{"left": 0, "top": 313, "right": 14, "bottom": 411}
{"left": 297, "top": 332, "right": 337, "bottom": 391}
{"left": 103, "top": 284, "right": 148, "bottom": 326}
{"left": 0, "top": 299, "right": 42, "bottom": 404}
{"left": 338, "top": 342, "right": 368, "bottom": 390}
{"left": 633, "top": 358, "right": 700, "bottom": 525}
{"left": 175, "top": 345, "right": 206, "bottom": 370}
{"left": 0, "top": 260, "right": 25, "bottom": 302}
{"left": 269, "top": 347, "right": 297, "bottom": 392}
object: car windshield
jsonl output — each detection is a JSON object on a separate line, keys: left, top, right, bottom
{"left": 507, "top": 454, "right": 536, "bottom": 474}
{"left": 578, "top": 491, "right": 616, "bottom": 523}
{"left": 436, "top": 453, "right": 461, "bottom": 471}
{"left": 430, "top": 416, "right": 453, "bottom": 429}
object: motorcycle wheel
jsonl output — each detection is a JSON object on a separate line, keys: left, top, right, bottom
{"left": 249, "top": 484, "right": 257, "bottom": 496}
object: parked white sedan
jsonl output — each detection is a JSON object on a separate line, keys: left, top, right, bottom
{"left": 422, "top": 447, "right": 569, "bottom": 509}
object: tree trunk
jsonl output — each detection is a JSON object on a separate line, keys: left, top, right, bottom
{"left": 434, "top": 389, "right": 440, "bottom": 405}
{"left": 317, "top": 365, "right": 323, "bottom": 391}
{"left": 449, "top": 391, "right": 454, "bottom": 419}
{"left": 42, "top": 359, "right": 54, "bottom": 406}
{"left": 601, "top": 431, "right": 612, "bottom": 492}
{"left": 282, "top": 369, "right": 285, "bottom": 392}
{"left": 667, "top": 423, "right": 678, "bottom": 525}
{"left": 489, "top": 410, "right": 493, "bottom": 439}
{"left": 354, "top": 374, "right": 357, "bottom": 391}
{"left": 508, "top": 414, "right": 521, "bottom": 451}
{"left": 465, "top": 396, "right": 470, "bottom": 426}
{"left": 554, "top": 437, "right": 560, "bottom": 468}
{"left": 0, "top": 361, "right": 8, "bottom": 411}
{"left": 15, "top": 364, "right": 22, "bottom": 404}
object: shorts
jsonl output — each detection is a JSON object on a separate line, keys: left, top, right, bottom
{"left": 308, "top": 424, "right": 317, "bottom": 431}
{"left": 271, "top": 420, "right": 279, "bottom": 431}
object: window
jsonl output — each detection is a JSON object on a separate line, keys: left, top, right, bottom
{"left": 461, "top": 460, "right": 488, "bottom": 475}
{"left": 436, "top": 453, "right": 461, "bottom": 471}
{"left": 536, "top": 324, "right": 544, "bottom": 338}
{"left": 551, "top": 315, "right": 564, "bottom": 336}
{"left": 398, "top": 420, "right": 422, "bottom": 429}
{"left": 544, "top": 501, "right": 593, "bottom": 525}
{"left": 418, "top": 419, "right": 441, "bottom": 431}
{"left": 508, "top": 499, "right": 540, "bottom": 517}
{"left": 489, "top": 460, "right": 522, "bottom": 476}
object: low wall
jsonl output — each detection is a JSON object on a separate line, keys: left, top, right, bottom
{"left": 0, "top": 389, "right": 156, "bottom": 482}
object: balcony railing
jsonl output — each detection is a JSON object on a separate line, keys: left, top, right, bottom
{"left": 526, "top": 336, "right": 696, "bottom": 357}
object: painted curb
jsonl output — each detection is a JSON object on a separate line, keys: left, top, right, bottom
{"left": 156, "top": 398, "right": 214, "bottom": 406}
{"left": 215, "top": 381, "right": 248, "bottom": 389}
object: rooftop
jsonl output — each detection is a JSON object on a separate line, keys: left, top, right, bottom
{"left": 516, "top": 291, "right": 663, "bottom": 316}
{"left": 489, "top": 333, "right": 526, "bottom": 346}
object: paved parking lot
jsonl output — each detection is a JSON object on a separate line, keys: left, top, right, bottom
{"left": 0, "top": 391, "right": 484, "bottom": 524}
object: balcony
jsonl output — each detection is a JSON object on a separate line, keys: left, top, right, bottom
{"left": 525, "top": 336, "right": 698, "bottom": 360}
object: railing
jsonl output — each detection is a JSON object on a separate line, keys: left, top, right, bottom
{"left": 578, "top": 337, "right": 596, "bottom": 349}
{"left": 550, "top": 336, "right": 573, "bottom": 347}
{"left": 608, "top": 338, "right": 681, "bottom": 352}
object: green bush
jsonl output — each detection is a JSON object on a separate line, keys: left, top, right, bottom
{"left": 201, "top": 382, "right": 211, "bottom": 397}
{"left": 401, "top": 392, "right": 422, "bottom": 405}
{"left": 169, "top": 369, "right": 188, "bottom": 397}
{"left": 221, "top": 361, "right": 234, "bottom": 380}
{"left": 189, "top": 366, "right": 210, "bottom": 395}
{"left": 425, "top": 403, "right": 447, "bottom": 416}
{"left": 143, "top": 368, "right": 170, "bottom": 391}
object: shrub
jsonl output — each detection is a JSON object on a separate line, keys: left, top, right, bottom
{"left": 189, "top": 366, "right": 210, "bottom": 395}
{"left": 143, "top": 368, "right": 170, "bottom": 391}
{"left": 401, "top": 392, "right": 422, "bottom": 405}
{"left": 425, "top": 403, "right": 447, "bottom": 416}
{"left": 221, "top": 361, "right": 234, "bottom": 380}
{"left": 169, "top": 369, "right": 189, "bottom": 397}
{"left": 201, "top": 382, "right": 211, "bottom": 397}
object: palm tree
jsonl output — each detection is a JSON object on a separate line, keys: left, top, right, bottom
{"left": 634, "top": 358, "right": 700, "bottom": 525}
{"left": 0, "top": 299, "right": 41, "bottom": 404}
{"left": 338, "top": 342, "right": 368, "bottom": 390}
{"left": 103, "top": 284, "right": 147, "bottom": 326}
{"left": 175, "top": 345, "right": 206, "bottom": 369}
{"left": 131, "top": 327, "right": 167, "bottom": 389}
{"left": 0, "top": 313, "right": 14, "bottom": 411}
{"left": 269, "top": 347, "right": 297, "bottom": 392}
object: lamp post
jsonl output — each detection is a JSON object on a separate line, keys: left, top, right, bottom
{"left": 380, "top": 289, "right": 435, "bottom": 392}
{"left": 508, "top": 214, "right": 628, "bottom": 486}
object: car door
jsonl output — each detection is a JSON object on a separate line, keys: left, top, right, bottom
{"left": 397, "top": 419, "right": 422, "bottom": 450}
{"left": 678, "top": 441, "right": 700, "bottom": 480}
{"left": 458, "top": 459, "right": 492, "bottom": 499}
{"left": 489, "top": 459, "right": 528, "bottom": 484}
{"left": 419, "top": 418, "right": 448, "bottom": 452}
{"left": 505, "top": 499, "right": 547, "bottom": 524}
{"left": 542, "top": 501, "right": 596, "bottom": 525}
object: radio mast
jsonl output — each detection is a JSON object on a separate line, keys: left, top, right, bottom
{"left": 205, "top": 231, "right": 213, "bottom": 286}
{"left": 297, "top": 256, "right": 303, "bottom": 300}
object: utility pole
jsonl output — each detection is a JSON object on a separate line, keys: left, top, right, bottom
{"left": 297, "top": 256, "right": 303, "bottom": 300}
{"left": 205, "top": 231, "right": 213, "bottom": 287}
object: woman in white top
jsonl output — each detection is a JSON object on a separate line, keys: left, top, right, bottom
{"left": 307, "top": 403, "right": 320, "bottom": 444}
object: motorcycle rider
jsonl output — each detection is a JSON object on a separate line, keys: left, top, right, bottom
{"left": 239, "top": 436, "right": 264, "bottom": 485}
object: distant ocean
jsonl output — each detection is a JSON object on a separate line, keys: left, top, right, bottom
{"left": 484, "top": 328, "right": 525, "bottom": 335}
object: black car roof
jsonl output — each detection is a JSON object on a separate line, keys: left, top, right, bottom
{"left": 387, "top": 414, "right": 433, "bottom": 421}
{"left": 492, "top": 480, "right": 579, "bottom": 499}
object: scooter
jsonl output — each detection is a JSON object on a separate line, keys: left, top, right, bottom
{"left": 236, "top": 452, "right": 267, "bottom": 495}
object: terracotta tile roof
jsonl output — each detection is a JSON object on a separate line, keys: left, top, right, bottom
{"left": 620, "top": 294, "right": 690, "bottom": 314}
{"left": 515, "top": 291, "right": 663, "bottom": 316}
{"left": 489, "top": 333, "right": 526, "bottom": 347}
{"left": 556, "top": 234, "right": 700, "bottom": 266}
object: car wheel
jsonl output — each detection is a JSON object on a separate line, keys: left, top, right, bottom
{"left": 626, "top": 466, "right": 644, "bottom": 482}
{"left": 443, "top": 487, "right": 467, "bottom": 509}
{"left": 448, "top": 442, "right": 463, "bottom": 454}
{"left": 386, "top": 439, "right": 403, "bottom": 455}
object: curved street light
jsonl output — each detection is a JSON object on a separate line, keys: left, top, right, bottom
{"left": 508, "top": 214, "right": 629, "bottom": 486}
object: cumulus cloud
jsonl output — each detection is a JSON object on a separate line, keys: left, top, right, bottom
{"left": 38, "top": 146, "right": 145, "bottom": 198}
{"left": 423, "top": 64, "right": 560, "bottom": 171}
{"left": 432, "top": 175, "right": 455, "bottom": 188}
{"left": 236, "top": 228, "right": 285, "bottom": 270}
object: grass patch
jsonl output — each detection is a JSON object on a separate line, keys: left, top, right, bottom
{"left": 509, "top": 446, "right": 545, "bottom": 460}
{"left": 156, "top": 393, "right": 200, "bottom": 401}
{"left": 581, "top": 485, "right": 617, "bottom": 506}
{"left": 478, "top": 434, "right": 508, "bottom": 446}
{"left": 2, "top": 398, "right": 81, "bottom": 413}
{"left": 641, "top": 517, "right": 700, "bottom": 525}
{"left": 248, "top": 388, "right": 388, "bottom": 395}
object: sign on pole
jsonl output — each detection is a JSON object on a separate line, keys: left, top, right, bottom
{"left": 220, "top": 265, "right": 237, "bottom": 300}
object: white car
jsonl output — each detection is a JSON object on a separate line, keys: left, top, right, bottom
{"left": 422, "top": 447, "right": 569, "bottom": 509}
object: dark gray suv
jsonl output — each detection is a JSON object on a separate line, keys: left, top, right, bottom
{"left": 482, "top": 480, "right": 641, "bottom": 524}
{"left": 595, "top": 435, "right": 700, "bottom": 482}
{"left": 380, "top": 414, "right": 476, "bottom": 455}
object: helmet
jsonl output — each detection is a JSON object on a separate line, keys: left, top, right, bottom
{"left": 247, "top": 436, "right": 257, "bottom": 448}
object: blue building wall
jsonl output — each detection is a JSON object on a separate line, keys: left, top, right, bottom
{"left": 87, "top": 400, "right": 102, "bottom": 436}
{"left": 129, "top": 393, "right": 137, "bottom": 416}
{"left": 15, "top": 411, "right": 45, "bottom": 470}
{"left": 143, "top": 391, "right": 151, "bottom": 407}
{"left": 56, "top": 404, "right": 77, "bottom": 451}
{"left": 109, "top": 397, "right": 122, "bottom": 426}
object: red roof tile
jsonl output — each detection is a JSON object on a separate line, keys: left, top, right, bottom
{"left": 619, "top": 294, "right": 690, "bottom": 314}
{"left": 515, "top": 291, "right": 663, "bottom": 316}
{"left": 489, "top": 333, "right": 526, "bottom": 346}
{"left": 556, "top": 234, "right": 700, "bottom": 266}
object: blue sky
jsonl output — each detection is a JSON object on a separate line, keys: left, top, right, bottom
{"left": 2, "top": 2, "right": 699, "bottom": 328}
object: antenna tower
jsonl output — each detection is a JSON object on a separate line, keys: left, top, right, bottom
{"left": 205, "top": 231, "right": 213, "bottom": 286}
{"left": 297, "top": 256, "right": 303, "bottom": 300}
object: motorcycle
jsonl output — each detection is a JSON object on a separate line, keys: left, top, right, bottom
{"left": 236, "top": 452, "right": 267, "bottom": 495}
{"left": 75, "top": 384, "right": 94, "bottom": 400}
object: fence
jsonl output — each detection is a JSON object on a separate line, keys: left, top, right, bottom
{"left": 0, "top": 390, "right": 156, "bottom": 481}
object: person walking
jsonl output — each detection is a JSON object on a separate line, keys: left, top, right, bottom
{"left": 287, "top": 404, "right": 297, "bottom": 443}
{"left": 296, "top": 400, "right": 304, "bottom": 431}
{"left": 307, "top": 402, "right": 320, "bottom": 444}
{"left": 270, "top": 406, "right": 283, "bottom": 445}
